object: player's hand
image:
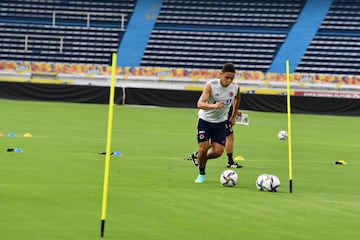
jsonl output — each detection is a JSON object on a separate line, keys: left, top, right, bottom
{"left": 214, "top": 102, "right": 224, "bottom": 109}
{"left": 237, "top": 110, "right": 242, "bottom": 116}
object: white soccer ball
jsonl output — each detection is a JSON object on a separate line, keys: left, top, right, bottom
{"left": 277, "top": 130, "right": 288, "bottom": 140}
{"left": 255, "top": 174, "right": 270, "bottom": 191}
{"left": 220, "top": 170, "right": 238, "bottom": 187}
{"left": 262, "top": 175, "right": 281, "bottom": 192}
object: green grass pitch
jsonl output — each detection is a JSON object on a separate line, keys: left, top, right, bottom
{"left": 0, "top": 99, "right": 359, "bottom": 240}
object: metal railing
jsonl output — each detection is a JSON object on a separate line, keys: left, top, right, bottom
{"left": 2, "top": 33, "right": 64, "bottom": 52}
{"left": 52, "top": 10, "right": 126, "bottom": 29}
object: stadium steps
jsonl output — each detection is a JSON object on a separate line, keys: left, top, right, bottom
{"left": 295, "top": 0, "right": 360, "bottom": 75}
{"left": 141, "top": 0, "right": 305, "bottom": 70}
{"left": 0, "top": 0, "right": 135, "bottom": 64}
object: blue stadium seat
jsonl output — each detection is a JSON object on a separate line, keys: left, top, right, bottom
{"left": 141, "top": 0, "right": 305, "bottom": 71}
{"left": 296, "top": 0, "right": 360, "bottom": 75}
{"left": 0, "top": 0, "right": 135, "bottom": 64}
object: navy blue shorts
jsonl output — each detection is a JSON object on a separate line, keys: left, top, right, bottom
{"left": 197, "top": 118, "right": 227, "bottom": 146}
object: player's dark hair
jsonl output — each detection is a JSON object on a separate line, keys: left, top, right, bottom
{"left": 222, "top": 63, "right": 236, "bottom": 73}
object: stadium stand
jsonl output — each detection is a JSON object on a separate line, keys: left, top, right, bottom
{"left": 0, "top": 23, "right": 122, "bottom": 64}
{"left": 142, "top": 30, "right": 286, "bottom": 71}
{"left": 296, "top": 0, "right": 360, "bottom": 75}
{"left": 0, "top": 0, "right": 135, "bottom": 64}
{"left": 141, "top": 0, "right": 306, "bottom": 71}
{"left": 1, "top": 0, "right": 360, "bottom": 76}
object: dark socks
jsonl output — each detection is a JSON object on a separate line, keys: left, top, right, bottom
{"left": 227, "top": 153, "right": 233, "bottom": 164}
{"left": 199, "top": 167, "right": 205, "bottom": 175}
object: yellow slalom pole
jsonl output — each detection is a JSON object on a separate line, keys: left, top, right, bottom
{"left": 100, "top": 53, "right": 117, "bottom": 237}
{"left": 286, "top": 60, "right": 293, "bottom": 193}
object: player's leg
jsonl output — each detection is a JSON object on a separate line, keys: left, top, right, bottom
{"left": 194, "top": 119, "right": 211, "bottom": 183}
{"left": 225, "top": 132, "right": 234, "bottom": 161}
{"left": 225, "top": 121, "right": 243, "bottom": 168}
{"left": 207, "top": 141, "right": 225, "bottom": 159}
{"left": 186, "top": 139, "right": 213, "bottom": 166}
{"left": 195, "top": 141, "right": 209, "bottom": 183}
{"left": 197, "top": 141, "right": 209, "bottom": 170}
{"left": 225, "top": 134, "right": 242, "bottom": 168}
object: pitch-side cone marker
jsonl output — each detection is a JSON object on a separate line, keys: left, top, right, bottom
{"left": 24, "top": 133, "right": 32, "bottom": 137}
{"left": 8, "top": 133, "right": 16, "bottom": 137}
{"left": 111, "top": 151, "right": 122, "bottom": 156}
{"left": 14, "top": 148, "right": 24, "bottom": 153}
{"left": 0, "top": 132, "right": 4, "bottom": 137}
{"left": 99, "top": 151, "right": 122, "bottom": 156}
{"left": 234, "top": 156, "right": 245, "bottom": 161}
{"left": 334, "top": 160, "right": 347, "bottom": 165}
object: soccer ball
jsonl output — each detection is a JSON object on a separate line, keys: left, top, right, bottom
{"left": 256, "top": 174, "right": 280, "bottom": 192}
{"left": 255, "top": 174, "right": 270, "bottom": 191}
{"left": 220, "top": 170, "right": 238, "bottom": 187}
{"left": 277, "top": 130, "right": 288, "bottom": 140}
{"left": 262, "top": 175, "right": 281, "bottom": 192}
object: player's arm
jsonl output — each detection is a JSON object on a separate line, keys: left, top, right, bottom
{"left": 197, "top": 83, "right": 224, "bottom": 110}
{"left": 229, "top": 88, "right": 241, "bottom": 125}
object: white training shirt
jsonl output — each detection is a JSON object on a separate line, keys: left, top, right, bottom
{"left": 198, "top": 79, "right": 239, "bottom": 123}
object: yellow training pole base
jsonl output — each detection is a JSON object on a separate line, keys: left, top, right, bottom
{"left": 100, "top": 219, "right": 105, "bottom": 237}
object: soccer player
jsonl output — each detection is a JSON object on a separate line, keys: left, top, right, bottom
{"left": 187, "top": 104, "right": 243, "bottom": 169}
{"left": 193, "top": 63, "right": 241, "bottom": 183}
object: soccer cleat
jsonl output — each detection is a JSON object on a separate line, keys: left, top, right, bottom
{"left": 195, "top": 174, "right": 206, "bottom": 183}
{"left": 186, "top": 153, "right": 198, "bottom": 166}
{"left": 226, "top": 162, "right": 243, "bottom": 168}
